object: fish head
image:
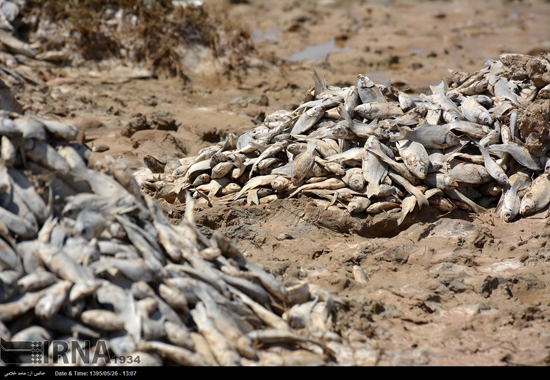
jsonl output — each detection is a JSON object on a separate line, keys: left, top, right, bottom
{"left": 347, "top": 202, "right": 360, "bottom": 214}
{"left": 496, "top": 173, "right": 509, "bottom": 186}
{"left": 413, "top": 164, "right": 428, "bottom": 180}
{"left": 271, "top": 177, "right": 289, "bottom": 191}
{"left": 482, "top": 114, "right": 493, "bottom": 125}
{"left": 357, "top": 74, "right": 368, "bottom": 88}
{"left": 224, "top": 183, "right": 241, "bottom": 193}
{"left": 520, "top": 198, "right": 536, "bottom": 216}
{"left": 375, "top": 127, "right": 390, "bottom": 140}
{"left": 349, "top": 174, "right": 366, "bottom": 191}
{"left": 439, "top": 198, "right": 456, "bottom": 212}
{"left": 287, "top": 143, "right": 305, "bottom": 155}
{"left": 446, "top": 132, "right": 460, "bottom": 146}
{"left": 333, "top": 123, "right": 351, "bottom": 139}
{"left": 338, "top": 193, "right": 355, "bottom": 202}
{"left": 501, "top": 207, "right": 517, "bottom": 222}
{"left": 309, "top": 105, "right": 325, "bottom": 117}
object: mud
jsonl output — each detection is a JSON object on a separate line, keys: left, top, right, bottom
{"left": 9, "top": 0, "right": 550, "bottom": 366}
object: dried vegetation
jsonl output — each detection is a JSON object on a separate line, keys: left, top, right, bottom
{"left": 19, "top": 0, "right": 255, "bottom": 80}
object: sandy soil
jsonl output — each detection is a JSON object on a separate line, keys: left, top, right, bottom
{"left": 13, "top": 0, "right": 550, "bottom": 365}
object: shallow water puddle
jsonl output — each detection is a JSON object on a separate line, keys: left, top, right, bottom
{"left": 251, "top": 28, "right": 280, "bottom": 42}
{"left": 285, "top": 37, "right": 351, "bottom": 62}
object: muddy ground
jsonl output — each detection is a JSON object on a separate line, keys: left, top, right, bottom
{"left": 13, "top": 0, "right": 550, "bottom": 365}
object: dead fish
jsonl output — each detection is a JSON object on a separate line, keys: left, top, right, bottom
{"left": 271, "top": 176, "right": 292, "bottom": 191}
{"left": 448, "top": 162, "right": 493, "bottom": 185}
{"left": 16, "top": 271, "right": 57, "bottom": 293}
{"left": 347, "top": 196, "right": 371, "bottom": 214}
{"left": 74, "top": 210, "right": 109, "bottom": 240}
{"left": 520, "top": 172, "right": 550, "bottom": 216}
{"left": 479, "top": 145, "right": 508, "bottom": 186}
{"left": 0, "top": 290, "right": 45, "bottom": 322}
{"left": 326, "top": 147, "right": 363, "bottom": 164}
{"left": 103, "top": 156, "right": 142, "bottom": 200}
{"left": 354, "top": 102, "right": 403, "bottom": 119}
{"left": 460, "top": 97, "right": 492, "bottom": 125}
{"left": 367, "top": 201, "right": 400, "bottom": 214}
{"left": 493, "top": 78, "right": 520, "bottom": 106}
{"left": 398, "top": 91, "right": 416, "bottom": 111}
{"left": 343, "top": 86, "right": 361, "bottom": 118}
{"left": 342, "top": 168, "right": 365, "bottom": 191}
{"left": 448, "top": 120, "right": 491, "bottom": 139}
{"left": 136, "top": 340, "right": 208, "bottom": 366}
{"left": 396, "top": 195, "right": 416, "bottom": 226}
{"left": 291, "top": 141, "right": 317, "bottom": 184}
{"left": 388, "top": 172, "right": 429, "bottom": 209}
{"left": 81, "top": 310, "right": 125, "bottom": 331}
{"left": 499, "top": 177, "right": 526, "bottom": 222}
{"left": 288, "top": 178, "right": 346, "bottom": 198}
{"left": 367, "top": 139, "right": 419, "bottom": 185}
{"left": 488, "top": 143, "right": 542, "bottom": 171}
{"left": 13, "top": 116, "right": 46, "bottom": 140}
{"left": 0, "top": 117, "right": 22, "bottom": 138}
{"left": 290, "top": 105, "right": 325, "bottom": 136}
{"left": 423, "top": 172, "right": 458, "bottom": 190}
{"left": 357, "top": 74, "right": 387, "bottom": 103}
{"left": 363, "top": 137, "right": 388, "bottom": 198}
{"left": 211, "top": 161, "right": 234, "bottom": 179}
{"left": 309, "top": 69, "right": 347, "bottom": 98}
{"left": 34, "top": 280, "right": 72, "bottom": 321}
{"left": 444, "top": 188, "right": 486, "bottom": 214}
{"left": 396, "top": 140, "right": 429, "bottom": 180}
{"left": 314, "top": 156, "right": 346, "bottom": 176}
{"left": 234, "top": 174, "right": 278, "bottom": 200}
{"left": 390, "top": 124, "right": 459, "bottom": 149}
{"left": 24, "top": 138, "right": 71, "bottom": 175}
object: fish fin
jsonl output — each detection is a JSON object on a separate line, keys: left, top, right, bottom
{"left": 184, "top": 191, "right": 195, "bottom": 224}
{"left": 249, "top": 141, "right": 266, "bottom": 153}
{"left": 429, "top": 79, "right": 448, "bottom": 95}
{"left": 339, "top": 104, "right": 352, "bottom": 123}
{"left": 309, "top": 69, "right": 328, "bottom": 98}
{"left": 366, "top": 183, "right": 380, "bottom": 198}
{"left": 247, "top": 189, "right": 259, "bottom": 205}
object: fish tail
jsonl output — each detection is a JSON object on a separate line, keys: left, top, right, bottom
{"left": 390, "top": 126, "right": 407, "bottom": 142}
{"left": 366, "top": 183, "right": 380, "bottom": 198}
{"left": 309, "top": 69, "right": 328, "bottom": 97}
{"left": 307, "top": 141, "right": 317, "bottom": 151}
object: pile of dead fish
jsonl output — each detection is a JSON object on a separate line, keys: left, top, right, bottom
{"left": 140, "top": 53, "right": 550, "bottom": 224}
{"left": 0, "top": 109, "right": 338, "bottom": 366}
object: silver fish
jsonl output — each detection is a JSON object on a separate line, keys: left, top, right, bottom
{"left": 354, "top": 102, "right": 403, "bottom": 120}
{"left": 396, "top": 140, "right": 429, "bottom": 180}
{"left": 520, "top": 173, "right": 550, "bottom": 216}
{"left": 357, "top": 74, "right": 387, "bottom": 103}
{"left": 479, "top": 145, "right": 508, "bottom": 186}
{"left": 460, "top": 97, "right": 492, "bottom": 125}
{"left": 488, "top": 143, "right": 542, "bottom": 171}
{"left": 291, "top": 141, "right": 317, "bottom": 184}
{"left": 290, "top": 105, "right": 325, "bottom": 136}
{"left": 362, "top": 137, "right": 388, "bottom": 198}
